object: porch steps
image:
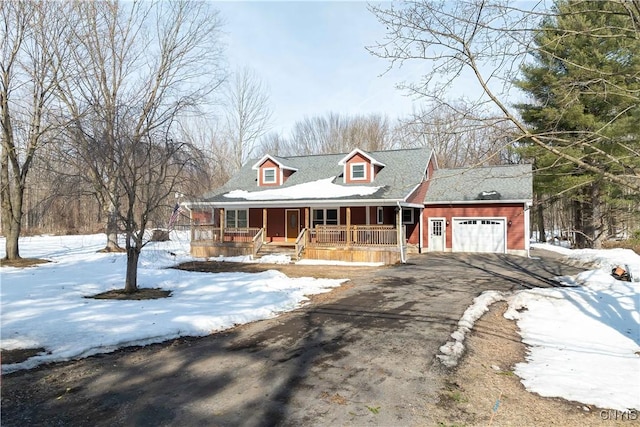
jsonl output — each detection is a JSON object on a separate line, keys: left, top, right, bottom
{"left": 255, "top": 243, "right": 299, "bottom": 261}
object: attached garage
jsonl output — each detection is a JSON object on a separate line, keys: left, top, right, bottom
{"left": 452, "top": 218, "right": 506, "bottom": 253}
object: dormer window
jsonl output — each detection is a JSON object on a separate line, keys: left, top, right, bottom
{"left": 351, "top": 163, "right": 366, "bottom": 180}
{"left": 252, "top": 154, "right": 298, "bottom": 187}
{"left": 338, "top": 148, "right": 386, "bottom": 184}
{"left": 263, "top": 168, "right": 277, "bottom": 184}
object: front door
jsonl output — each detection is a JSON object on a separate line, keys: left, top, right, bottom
{"left": 429, "top": 218, "right": 445, "bottom": 251}
{"left": 286, "top": 210, "right": 299, "bottom": 241}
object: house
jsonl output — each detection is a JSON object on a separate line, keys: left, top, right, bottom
{"left": 184, "top": 147, "right": 532, "bottom": 263}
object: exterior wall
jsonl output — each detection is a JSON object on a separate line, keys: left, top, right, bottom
{"left": 405, "top": 208, "right": 420, "bottom": 245}
{"left": 350, "top": 206, "right": 367, "bottom": 224}
{"left": 266, "top": 208, "right": 286, "bottom": 241}
{"left": 344, "top": 152, "right": 372, "bottom": 183}
{"left": 405, "top": 155, "right": 437, "bottom": 205}
{"left": 257, "top": 159, "right": 281, "bottom": 186}
{"left": 191, "top": 209, "right": 213, "bottom": 224}
{"left": 283, "top": 169, "right": 295, "bottom": 183}
{"left": 422, "top": 203, "right": 527, "bottom": 252}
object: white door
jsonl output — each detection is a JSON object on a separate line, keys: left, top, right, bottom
{"left": 429, "top": 218, "right": 445, "bottom": 251}
{"left": 452, "top": 218, "right": 506, "bottom": 253}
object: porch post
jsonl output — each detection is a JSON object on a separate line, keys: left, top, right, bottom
{"left": 262, "top": 208, "right": 267, "bottom": 243}
{"left": 396, "top": 206, "right": 402, "bottom": 245}
{"left": 219, "top": 208, "right": 225, "bottom": 242}
{"left": 346, "top": 206, "right": 352, "bottom": 247}
{"left": 304, "top": 207, "right": 310, "bottom": 229}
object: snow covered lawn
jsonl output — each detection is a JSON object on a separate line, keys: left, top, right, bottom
{"left": 439, "top": 244, "right": 639, "bottom": 411}
{"left": 0, "top": 232, "right": 345, "bottom": 373}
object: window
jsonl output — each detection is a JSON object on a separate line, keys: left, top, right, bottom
{"left": 350, "top": 163, "right": 366, "bottom": 180}
{"left": 225, "top": 209, "right": 248, "bottom": 228}
{"left": 377, "top": 207, "right": 384, "bottom": 224}
{"left": 431, "top": 220, "right": 443, "bottom": 236}
{"left": 402, "top": 208, "right": 414, "bottom": 224}
{"left": 263, "top": 168, "right": 277, "bottom": 184}
{"left": 312, "top": 208, "right": 338, "bottom": 227}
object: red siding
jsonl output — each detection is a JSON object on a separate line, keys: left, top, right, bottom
{"left": 191, "top": 210, "right": 212, "bottom": 224}
{"left": 345, "top": 153, "right": 371, "bottom": 183}
{"left": 258, "top": 159, "right": 281, "bottom": 186}
{"left": 350, "top": 206, "right": 367, "bottom": 224}
{"left": 423, "top": 204, "right": 526, "bottom": 250}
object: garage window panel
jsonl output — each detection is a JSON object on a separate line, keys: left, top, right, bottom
{"left": 452, "top": 217, "right": 506, "bottom": 253}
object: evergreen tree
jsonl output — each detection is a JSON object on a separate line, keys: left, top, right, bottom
{"left": 515, "top": 0, "right": 640, "bottom": 248}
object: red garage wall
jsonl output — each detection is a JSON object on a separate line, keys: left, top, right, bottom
{"left": 423, "top": 204, "right": 527, "bottom": 251}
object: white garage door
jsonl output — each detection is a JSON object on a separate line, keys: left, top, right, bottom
{"left": 452, "top": 218, "right": 506, "bottom": 253}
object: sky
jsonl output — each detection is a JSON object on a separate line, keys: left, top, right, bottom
{"left": 215, "top": 1, "right": 427, "bottom": 136}
{"left": 1, "top": 232, "right": 639, "bottom": 411}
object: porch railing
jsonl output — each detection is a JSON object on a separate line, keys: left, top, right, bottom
{"left": 252, "top": 228, "right": 265, "bottom": 257}
{"left": 309, "top": 225, "right": 399, "bottom": 247}
{"left": 294, "top": 228, "right": 308, "bottom": 260}
{"left": 191, "top": 225, "right": 261, "bottom": 243}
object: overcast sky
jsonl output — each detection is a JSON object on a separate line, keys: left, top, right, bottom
{"left": 215, "top": 1, "right": 426, "bottom": 136}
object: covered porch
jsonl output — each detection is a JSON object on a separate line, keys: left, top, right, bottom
{"left": 189, "top": 205, "right": 412, "bottom": 264}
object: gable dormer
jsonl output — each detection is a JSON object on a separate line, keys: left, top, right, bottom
{"left": 338, "top": 149, "right": 386, "bottom": 184}
{"left": 251, "top": 155, "right": 297, "bottom": 187}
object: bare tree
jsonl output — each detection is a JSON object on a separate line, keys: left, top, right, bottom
{"left": 287, "top": 112, "right": 395, "bottom": 155}
{"left": 1, "top": 1, "right": 68, "bottom": 260}
{"left": 368, "top": 0, "right": 640, "bottom": 192}
{"left": 395, "top": 101, "right": 518, "bottom": 167}
{"left": 222, "top": 67, "right": 272, "bottom": 170}
{"left": 55, "top": 0, "right": 225, "bottom": 256}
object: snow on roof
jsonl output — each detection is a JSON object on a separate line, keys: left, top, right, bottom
{"left": 223, "top": 177, "right": 380, "bottom": 201}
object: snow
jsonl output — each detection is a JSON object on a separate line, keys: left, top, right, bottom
{"left": 224, "top": 176, "right": 380, "bottom": 200}
{"left": 438, "top": 244, "right": 640, "bottom": 411}
{"left": 0, "top": 232, "right": 346, "bottom": 373}
{"left": 2, "top": 234, "right": 639, "bottom": 411}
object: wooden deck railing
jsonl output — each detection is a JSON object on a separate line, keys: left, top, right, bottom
{"left": 191, "top": 225, "right": 261, "bottom": 243}
{"left": 309, "top": 225, "right": 399, "bottom": 247}
{"left": 294, "top": 228, "right": 308, "bottom": 260}
{"left": 252, "top": 228, "right": 265, "bottom": 257}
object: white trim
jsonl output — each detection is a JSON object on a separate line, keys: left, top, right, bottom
{"left": 311, "top": 207, "right": 341, "bottom": 227}
{"left": 365, "top": 205, "right": 370, "bottom": 225}
{"left": 376, "top": 206, "right": 384, "bottom": 224}
{"left": 337, "top": 148, "right": 386, "bottom": 167}
{"left": 524, "top": 201, "right": 531, "bottom": 256}
{"left": 262, "top": 167, "right": 277, "bottom": 184}
{"left": 350, "top": 162, "right": 367, "bottom": 181}
{"left": 419, "top": 208, "right": 424, "bottom": 252}
{"left": 225, "top": 208, "right": 249, "bottom": 228}
{"left": 426, "top": 199, "right": 532, "bottom": 205}
{"left": 188, "top": 198, "right": 407, "bottom": 209}
{"left": 451, "top": 216, "right": 507, "bottom": 254}
{"left": 251, "top": 155, "right": 298, "bottom": 172}
{"left": 402, "top": 208, "right": 414, "bottom": 224}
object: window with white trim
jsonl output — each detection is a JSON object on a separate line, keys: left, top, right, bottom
{"left": 262, "top": 168, "right": 277, "bottom": 184}
{"left": 377, "top": 207, "right": 384, "bottom": 224}
{"left": 312, "top": 208, "right": 339, "bottom": 227}
{"left": 225, "top": 209, "right": 248, "bottom": 228}
{"left": 350, "top": 163, "right": 366, "bottom": 180}
{"left": 402, "top": 208, "right": 414, "bottom": 224}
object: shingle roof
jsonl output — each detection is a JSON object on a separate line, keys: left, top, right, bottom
{"left": 425, "top": 164, "right": 533, "bottom": 203}
{"left": 200, "top": 147, "right": 432, "bottom": 205}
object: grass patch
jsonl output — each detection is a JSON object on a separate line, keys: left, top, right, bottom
{"left": 88, "top": 288, "right": 172, "bottom": 300}
{"left": 602, "top": 239, "right": 640, "bottom": 255}
{"left": 0, "top": 258, "right": 50, "bottom": 268}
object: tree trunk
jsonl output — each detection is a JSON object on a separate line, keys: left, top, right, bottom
{"left": 1, "top": 181, "right": 24, "bottom": 260}
{"left": 590, "top": 181, "right": 607, "bottom": 249}
{"left": 573, "top": 198, "right": 586, "bottom": 248}
{"left": 105, "top": 204, "right": 120, "bottom": 251}
{"left": 535, "top": 199, "right": 546, "bottom": 243}
{"left": 124, "top": 246, "right": 140, "bottom": 294}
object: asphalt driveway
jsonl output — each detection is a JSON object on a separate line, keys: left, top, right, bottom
{"left": 1, "top": 249, "right": 584, "bottom": 427}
